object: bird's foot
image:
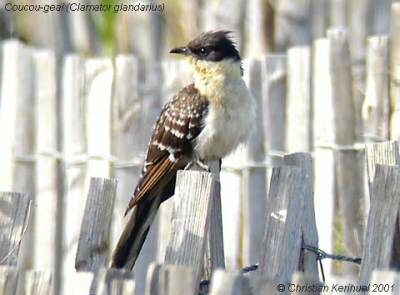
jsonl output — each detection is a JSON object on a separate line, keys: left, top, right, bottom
{"left": 184, "top": 159, "right": 210, "bottom": 172}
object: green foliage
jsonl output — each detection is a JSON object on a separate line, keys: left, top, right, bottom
{"left": 98, "top": 0, "right": 117, "bottom": 54}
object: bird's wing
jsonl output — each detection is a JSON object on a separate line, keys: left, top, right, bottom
{"left": 125, "top": 84, "right": 208, "bottom": 213}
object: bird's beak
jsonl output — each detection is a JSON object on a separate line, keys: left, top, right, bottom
{"left": 169, "top": 46, "right": 188, "bottom": 55}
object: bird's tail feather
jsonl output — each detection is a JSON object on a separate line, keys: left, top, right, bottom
{"left": 111, "top": 197, "right": 161, "bottom": 270}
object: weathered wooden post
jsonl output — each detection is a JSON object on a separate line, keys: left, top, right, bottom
{"left": 163, "top": 170, "right": 221, "bottom": 292}
{"left": 75, "top": 177, "right": 117, "bottom": 291}
{"left": 286, "top": 46, "right": 311, "bottom": 152}
{"left": 328, "top": 28, "right": 365, "bottom": 275}
{"left": 0, "top": 266, "right": 18, "bottom": 295}
{"left": 0, "top": 192, "right": 31, "bottom": 266}
{"left": 33, "top": 49, "right": 59, "bottom": 292}
{"left": 390, "top": 3, "right": 400, "bottom": 140}
{"left": 362, "top": 36, "right": 389, "bottom": 141}
{"left": 242, "top": 58, "right": 267, "bottom": 267}
{"left": 23, "top": 271, "right": 52, "bottom": 295}
{"left": 359, "top": 164, "right": 400, "bottom": 285}
{"left": 312, "top": 37, "right": 335, "bottom": 278}
{"left": 261, "top": 54, "right": 286, "bottom": 168}
{"left": 61, "top": 54, "right": 87, "bottom": 295}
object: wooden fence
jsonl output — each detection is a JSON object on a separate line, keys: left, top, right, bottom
{"left": 2, "top": 2, "right": 400, "bottom": 294}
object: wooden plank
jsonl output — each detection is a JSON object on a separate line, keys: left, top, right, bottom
{"left": 61, "top": 54, "right": 87, "bottom": 295}
{"left": 145, "top": 263, "right": 162, "bottom": 295}
{"left": 390, "top": 3, "right": 400, "bottom": 140}
{"left": 284, "top": 153, "right": 318, "bottom": 275}
{"left": 0, "top": 40, "right": 35, "bottom": 271}
{"left": 286, "top": 46, "right": 311, "bottom": 152}
{"left": 32, "top": 49, "right": 59, "bottom": 284}
{"left": 24, "top": 270, "right": 52, "bottom": 295}
{"left": 75, "top": 177, "right": 117, "bottom": 272}
{"left": 85, "top": 58, "right": 113, "bottom": 180}
{"left": 363, "top": 36, "right": 390, "bottom": 141}
{"left": 164, "top": 170, "right": 216, "bottom": 290}
{"left": 261, "top": 54, "right": 286, "bottom": 167}
{"left": 0, "top": 266, "right": 18, "bottom": 295}
{"left": 209, "top": 270, "right": 251, "bottom": 295}
{"left": 369, "top": 270, "right": 400, "bottom": 294}
{"left": 258, "top": 166, "right": 306, "bottom": 283}
{"left": 359, "top": 165, "right": 400, "bottom": 285}
{"left": 202, "top": 162, "right": 225, "bottom": 284}
{"left": 365, "top": 141, "right": 399, "bottom": 185}
{"left": 63, "top": 272, "right": 93, "bottom": 295}
{"left": 328, "top": 28, "right": 365, "bottom": 274}
{"left": 0, "top": 192, "right": 31, "bottom": 266}
{"left": 312, "top": 38, "right": 335, "bottom": 277}
{"left": 242, "top": 58, "right": 266, "bottom": 267}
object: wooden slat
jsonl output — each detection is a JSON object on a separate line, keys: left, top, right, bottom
{"left": 61, "top": 54, "right": 87, "bottom": 295}
{"left": 164, "top": 170, "right": 216, "bottom": 290}
{"left": 359, "top": 165, "right": 400, "bottom": 284}
{"left": 312, "top": 38, "right": 335, "bottom": 277}
{"left": 389, "top": 3, "right": 400, "bottom": 140}
{"left": 247, "top": 274, "right": 278, "bottom": 295}
{"left": 284, "top": 153, "right": 318, "bottom": 275}
{"left": 63, "top": 272, "right": 93, "bottom": 295}
{"left": 209, "top": 270, "right": 251, "bottom": 295}
{"left": 0, "top": 266, "right": 18, "bottom": 295}
{"left": 258, "top": 166, "right": 306, "bottom": 282}
{"left": 291, "top": 272, "right": 321, "bottom": 295}
{"left": 75, "top": 177, "right": 117, "bottom": 272}
{"left": 362, "top": 36, "right": 389, "bottom": 141}
{"left": 261, "top": 54, "right": 286, "bottom": 167}
{"left": 145, "top": 263, "right": 162, "bottom": 295}
{"left": 365, "top": 141, "right": 399, "bottom": 185}
{"left": 0, "top": 192, "right": 31, "bottom": 266}
{"left": 242, "top": 58, "right": 267, "bottom": 267}
{"left": 328, "top": 28, "right": 364, "bottom": 275}
{"left": 33, "top": 49, "right": 59, "bottom": 291}
{"left": 286, "top": 46, "right": 311, "bottom": 152}
{"left": 24, "top": 270, "right": 52, "bottom": 295}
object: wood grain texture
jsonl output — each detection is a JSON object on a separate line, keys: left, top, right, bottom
{"left": 0, "top": 192, "right": 31, "bottom": 266}
{"left": 359, "top": 164, "right": 400, "bottom": 285}
{"left": 75, "top": 177, "right": 117, "bottom": 272}
{"left": 328, "top": 28, "right": 365, "bottom": 274}
{"left": 286, "top": 46, "right": 311, "bottom": 152}
{"left": 284, "top": 153, "right": 318, "bottom": 275}
{"left": 0, "top": 266, "right": 18, "bottom": 295}
{"left": 24, "top": 270, "right": 52, "bottom": 295}
{"left": 363, "top": 36, "right": 389, "bottom": 141}
{"left": 209, "top": 270, "right": 250, "bottom": 295}
{"left": 258, "top": 166, "right": 306, "bottom": 283}
{"left": 164, "top": 170, "right": 216, "bottom": 290}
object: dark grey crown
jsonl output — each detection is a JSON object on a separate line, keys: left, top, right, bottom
{"left": 187, "top": 30, "right": 241, "bottom": 62}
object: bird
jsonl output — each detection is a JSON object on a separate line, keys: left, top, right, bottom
{"left": 111, "top": 30, "right": 256, "bottom": 270}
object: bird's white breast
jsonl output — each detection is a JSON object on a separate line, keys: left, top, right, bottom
{"left": 189, "top": 58, "right": 256, "bottom": 160}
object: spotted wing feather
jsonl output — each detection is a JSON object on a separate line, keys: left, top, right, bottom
{"left": 125, "top": 84, "right": 208, "bottom": 213}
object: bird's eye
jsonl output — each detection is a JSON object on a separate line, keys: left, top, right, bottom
{"left": 199, "top": 47, "right": 209, "bottom": 56}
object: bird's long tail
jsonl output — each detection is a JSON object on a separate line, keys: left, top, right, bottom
{"left": 111, "top": 197, "right": 161, "bottom": 270}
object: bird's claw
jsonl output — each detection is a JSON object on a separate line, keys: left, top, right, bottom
{"left": 184, "top": 159, "right": 210, "bottom": 172}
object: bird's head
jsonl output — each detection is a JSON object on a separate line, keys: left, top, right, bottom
{"left": 170, "top": 30, "right": 241, "bottom": 62}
